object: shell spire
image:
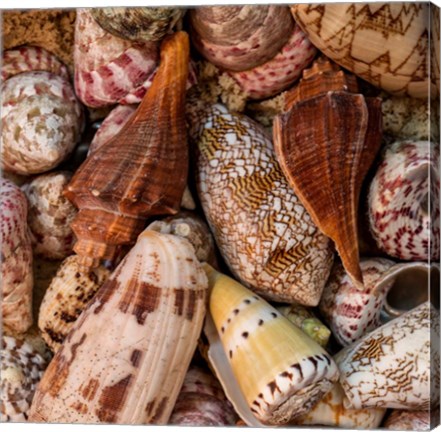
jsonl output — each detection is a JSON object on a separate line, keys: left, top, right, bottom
{"left": 273, "top": 57, "right": 383, "bottom": 289}
{"left": 65, "top": 31, "right": 190, "bottom": 268}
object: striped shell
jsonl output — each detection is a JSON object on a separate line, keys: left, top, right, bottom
{"left": 29, "top": 230, "right": 208, "bottom": 424}
{"left": 368, "top": 140, "right": 439, "bottom": 261}
{"left": 38, "top": 255, "right": 111, "bottom": 353}
{"left": 23, "top": 171, "right": 77, "bottom": 260}
{"left": 190, "top": 102, "right": 333, "bottom": 305}
{"left": 206, "top": 266, "right": 339, "bottom": 425}
{"left": 1, "top": 336, "right": 48, "bottom": 422}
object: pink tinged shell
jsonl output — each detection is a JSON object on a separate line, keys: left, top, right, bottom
{"left": 1, "top": 71, "right": 84, "bottom": 175}
{"left": 368, "top": 140, "right": 439, "bottom": 261}
{"left": 23, "top": 171, "right": 77, "bottom": 260}
{"left": 169, "top": 366, "right": 238, "bottom": 426}
{"left": 1, "top": 178, "right": 33, "bottom": 334}
{"left": 2, "top": 46, "right": 70, "bottom": 82}
{"left": 228, "top": 25, "right": 317, "bottom": 100}
{"left": 74, "top": 8, "right": 160, "bottom": 108}
{"left": 384, "top": 409, "right": 434, "bottom": 430}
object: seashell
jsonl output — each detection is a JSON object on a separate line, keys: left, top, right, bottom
{"left": 169, "top": 365, "right": 238, "bottom": 426}
{"left": 337, "top": 302, "right": 439, "bottom": 410}
{"left": 38, "top": 254, "right": 111, "bottom": 353}
{"left": 2, "top": 46, "right": 70, "bottom": 82}
{"left": 189, "top": 101, "right": 333, "bottom": 305}
{"left": 147, "top": 211, "right": 217, "bottom": 265}
{"left": 180, "top": 186, "right": 197, "bottom": 211}
{"left": 91, "top": 7, "right": 186, "bottom": 42}
{"left": 293, "top": 381, "right": 386, "bottom": 428}
{"left": 74, "top": 8, "right": 159, "bottom": 108}
{"left": 273, "top": 57, "right": 383, "bottom": 290}
{"left": 383, "top": 409, "right": 434, "bottom": 430}
{"left": 1, "top": 178, "right": 33, "bottom": 335}
{"left": 291, "top": 3, "right": 432, "bottom": 98}
{"left": 319, "top": 258, "right": 434, "bottom": 346}
{"left": 432, "top": 7, "right": 440, "bottom": 95}
{"left": 368, "top": 140, "right": 439, "bottom": 261}
{"left": 1, "top": 71, "right": 84, "bottom": 176}
{"left": 65, "top": 31, "right": 190, "bottom": 269}
{"left": 23, "top": 171, "right": 77, "bottom": 260}
{"left": 277, "top": 304, "right": 331, "bottom": 348}
{"left": 29, "top": 230, "right": 208, "bottom": 424}
{"left": 205, "top": 265, "right": 339, "bottom": 425}
{"left": 227, "top": 24, "right": 317, "bottom": 100}
{"left": 1, "top": 336, "right": 48, "bottom": 422}
{"left": 189, "top": 6, "right": 294, "bottom": 72}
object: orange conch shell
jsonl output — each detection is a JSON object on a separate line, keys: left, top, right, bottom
{"left": 65, "top": 31, "right": 190, "bottom": 268}
{"left": 273, "top": 58, "right": 383, "bottom": 289}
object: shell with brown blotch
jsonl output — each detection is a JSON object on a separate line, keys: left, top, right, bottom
{"left": 291, "top": 3, "right": 433, "bottom": 98}
{"left": 65, "top": 31, "right": 190, "bottom": 269}
{"left": 273, "top": 57, "right": 383, "bottom": 290}
{"left": 91, "top": 7, "right": 186, "bottom": 42}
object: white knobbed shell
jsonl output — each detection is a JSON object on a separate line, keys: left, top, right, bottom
{"left": 190, "top": 102, "right": 334, "bottom": 306}
{"left": 337, "top": 302, "right": 439, "bottom": 410}
{"left": 1, "top": 336, "right": 48, "bottom": 422}
{"left": 206, "top": 265, "right": 339, "bottom": 425}
{"left": 29, "top": 230, "right": 208, "bottom": 424}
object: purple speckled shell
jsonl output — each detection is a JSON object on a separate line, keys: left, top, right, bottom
{"left": 2, "top": 46, "right": 70, "bottom": 82}
{"left": 228, "top": 25, "right": 317, "bottom": 99}
{"left": 368, "top": 140, "right": 439, "bottom": 261}
{"left": 1, "top": 178, "right": 33, "bottom": 334}
{"left": 74, "top": 8, "right": 160, "bottom": 108}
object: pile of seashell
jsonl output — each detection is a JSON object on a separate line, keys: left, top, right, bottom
{"left": 1, "top": 3, "right": 439, "bottom": 430}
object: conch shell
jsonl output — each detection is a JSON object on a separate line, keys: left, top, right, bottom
{"left": 291, "top": 3, "right": 432, "bottom": 98}
{"left": 65, "top": 31, "right": 190, "bottom": 268}
{"left": 273, "top": 57, "right": 383, "bottom": 289}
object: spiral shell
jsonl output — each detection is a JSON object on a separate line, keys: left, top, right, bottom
{"left": 1, "top": 71, "right": 84, "bottom": 175}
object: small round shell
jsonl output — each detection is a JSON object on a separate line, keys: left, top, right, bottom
{"left": 38, "top": 254, "right": 111, "bottom": 353}
{"left": 1, "top": 336, "right": 47, "bottom": 422}
{"left": 23, "top": 171, "right": 77, "bottom": 260}
{"left": 1, "top": 71, "right": 84, "bottom": 175}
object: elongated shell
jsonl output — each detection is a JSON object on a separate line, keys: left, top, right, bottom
{"left": 38, "top": 255, "right": 111, "bottom": 353}
{"left": 1, "top": 336, "right": 48, "bottom": 422}
{"left": 65, "top": 31, "right": 190, "bottom": 269}
{"left": 1, "top": 178, "right": 33, "bottom": 335}
{"left": 91, "top": 7, "right": 186, "bottom": 42}
{"left": 273, "top": 58, "right": 383, "bottom": 289}
{"left": 74, "top": 8, "right": 159, "bottom": 108}
{"left": 337, "top": 302, "right": 439, "bottom": 410}
{"left": 190, "top": 101, "right": 333, "bottom": 305}
{"left": 368, "top": 140, "right": 439, "bottom": 261}
{"left": 291, "top": 3, "right": 432, "bottom": 98}
{"left": 189, "top": 6, "right": 294, "bottom": 72}
{"left": 29, "top": 230, "right": 208, "bottom": 424}
{"left": 1, "top": 71, "right": 84, "bottom": 175}
{"left": 206, "top": 265, "right": 339, "bottom": 425}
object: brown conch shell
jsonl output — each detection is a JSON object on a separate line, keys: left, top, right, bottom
{"left": 273, "top": 57, "right": 383, "bottom": 289}
{"left": 65, "top": 31, "right": 190, "bottom": 268}
{"left": 291, "top": 3, "right": 432, "bottom": 98}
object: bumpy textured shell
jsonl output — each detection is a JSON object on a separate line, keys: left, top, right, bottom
{"left": 228, "top": 24, "right": 316, "bottom": 100}
{"left": 337, "top": 302, "right": 439, "bottom": 410}
{"left": 29, "top": 230, "right": 208, "bottom": 424}
{"left": 2, "top": 46, "right": 70, "bottom": 82}
{"left": 1, "top": 178, "right": 33, "bottom": 334}
{"left": 291, "top": 3, "right": 432, "bottom": 98}
{"left": 74, "top": 8, "right": 159, "bottom": 108}
{"left": 23, "top": 171, "right": 77, "bottom": 260}
{"left": 368, "top": 140, "right": 439, "bottom": 261}
{"left": 1, "top": 336, "right": 48, "bottom": 422}
{"left": 169, "top": 366, "right": 238, "bottom": 426}
{"left": 1, "top": 71, "right": 84, "bottom": 175}
{"left": 189, "top": 6, "right": 294, "bottom": 72}
{"left": 384, "top": 409, "right": 433, "bottom": 430}
{"left": 38, "top": 255, "right": 111, "bottom": 353}
{"left": 91, "top": 7, "right": 186, "bottom": 42}
{"left": 190, "top": 102, "right": 333, "bottom": 305}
